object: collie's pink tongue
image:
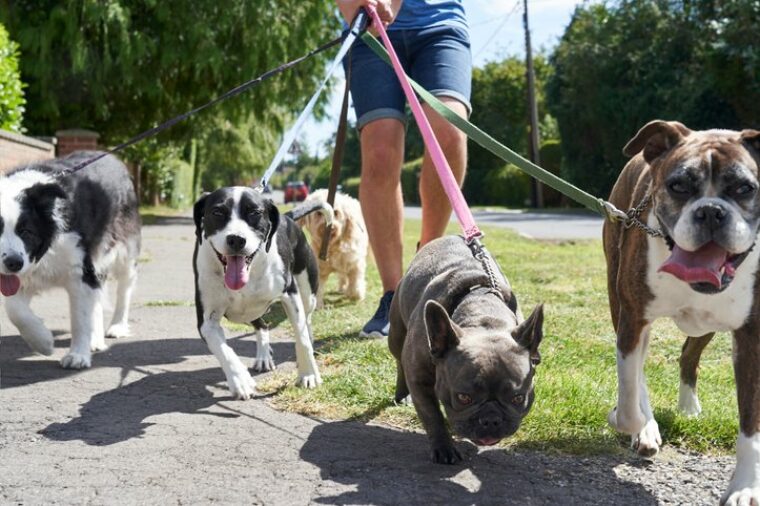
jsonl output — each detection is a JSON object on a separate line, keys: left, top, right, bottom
{"left": 658, "top": 242, "right": 728, "bottom": 288}
{"left": 224, "top": 256, "right": 249, "bottom": 290}
{"left": 0, "top": 274, "right": 20, "bottom": 296}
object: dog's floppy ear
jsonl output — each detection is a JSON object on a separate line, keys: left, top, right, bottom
{"left": 265, "top": 199, "right": 280, "bottom": 252}
{"left": 25, "top": 183, "right": 66, "bottom": 214}
{"left": 512, "top": 304, "right": 544, "bottom": 366}
{"left": 741, "top": 130, "right": 760, "bottom": 155}
{"left": 623, "top": 120, "right": 691, "bottom": 163}
{"left": 425, "top": 299, "right": 461, "bottom": 359}
{"left": 193, "top": 192, "right": 209, "bottom": 241}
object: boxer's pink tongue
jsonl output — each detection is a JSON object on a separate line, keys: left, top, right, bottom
{"left": 224, "top": 256, "right": 249, "bottom": 290}
{"left": 659, "top": 242, "right": 728, "bottom": 288}
{"left": 0, "top": 274, "right": 20, "bottom": 296}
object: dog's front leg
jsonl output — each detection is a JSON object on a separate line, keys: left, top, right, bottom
{"left": 252, "top": 318, "right": 275, "bottom": 372}
{"left": 408, "top": 378, "right": 461, "bottom": 465}
{"left": 62, "top": 282, "right": 106, "bottom": 369}
{"left": 608, "top": 318, "right": 649, "bottom": 437}
{"left": 200, "top": 315, "right": 257, "bottom": 400}
{"left": 5, "top": 291, "right": 54, "bottom": 356}
{"left": 280, "top": 292, "right": 321, "bottom": 388}
{"left": 721, "top": 325, "right": 760, "bottom": 505}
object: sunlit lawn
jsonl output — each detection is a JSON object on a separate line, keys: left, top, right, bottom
{"left": 232, "top": 218, "right": 737, "bottom": 455}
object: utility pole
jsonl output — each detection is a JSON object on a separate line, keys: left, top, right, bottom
{"left": 523, "top": 0, "right": 544, "bottom": 208}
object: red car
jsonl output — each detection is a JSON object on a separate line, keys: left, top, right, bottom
{"left": 284, "top": 181, "right": 309, "bottom": 203}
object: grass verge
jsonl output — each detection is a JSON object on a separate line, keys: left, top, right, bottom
{"left": 249, "top": 219, "right": 737, "bottom": 455}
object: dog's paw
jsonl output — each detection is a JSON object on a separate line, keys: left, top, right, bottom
{"left": 252, "top": 344, "right": 275, "bottom": 372}
{"left": 631, "top": 418, "right": 661, "bottom": 458}
{"left": 90, "top": 339, "right": 109, "bottom": 352}
{"left": 678, "top": 382, "right": 702, "bottom": 417}
{"left": 431, "top": 441, "right": 462, "bottom": 465}
{"left": 394, "top": 394, "right": 413, "bottom": 406}
{"left": 607, "top": 406, "right": 646, "bottom": 435}
{"left": 721, "top": 486, "right": 760, "bottom": 506}
{"left": 106, "top": 323, "right": 131, "bottom": 339}
{"left": 22, "top": 328, "right": 55, "bottom": 356}
{"left": 228, "top": 370, "right": 257, "bottom": 400}
{"left": 297, "top": 373, "right": 322, "bottom": 389}
{"left": 61, "top": 352, "right": 91, "bottom": 370}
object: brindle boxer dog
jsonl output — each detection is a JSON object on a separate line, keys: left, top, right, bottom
{"left": 604, "top": 120, "right": 760, "bottom": 505}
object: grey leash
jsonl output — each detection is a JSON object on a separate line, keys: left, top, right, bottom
{"left": 602, "top": 192, "right": 665, "bottom": 238}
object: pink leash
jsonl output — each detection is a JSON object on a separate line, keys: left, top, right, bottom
{"left": 366, "top": 7, "right": 482, "bottom": 243}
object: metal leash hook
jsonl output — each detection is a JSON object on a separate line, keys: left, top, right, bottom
{"left": 466, "top": 235, "right": 507, "bottom": 301}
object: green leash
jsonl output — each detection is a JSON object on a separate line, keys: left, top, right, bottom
{"left": 362, "top": 33, "right": 628, "bottom": 222}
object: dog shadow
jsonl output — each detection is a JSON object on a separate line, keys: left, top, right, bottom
{"left": 300, "top": 421, "right": 659, "bottom": 505}
{"left": 9, "top": 333, "right": 298, "bottom": 446}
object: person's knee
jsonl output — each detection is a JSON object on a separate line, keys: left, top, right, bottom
{"left": 360, "top": 120, "right": 404, "bottom": 186}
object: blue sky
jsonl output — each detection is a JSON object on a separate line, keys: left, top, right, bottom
{"left": 300, "top": 0, "right": 584, "bottom": 156}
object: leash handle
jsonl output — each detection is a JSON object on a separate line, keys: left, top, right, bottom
{"left": 365, "top": 7, "right": 482, "bottom": 243}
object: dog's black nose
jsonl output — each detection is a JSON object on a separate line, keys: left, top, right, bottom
{"left": 226, "top": 234, "right": 246, "bottom": 251}
{"left": 3, "top": 255, "right": 23, "bottom": 273}
{"left": 695, "top": 202, "right": 727, "bottom": 229}
{"left": 478, "top": 414, "right": 502, "bottom": 429}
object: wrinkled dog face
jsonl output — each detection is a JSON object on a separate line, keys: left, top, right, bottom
{"left": 194, "top": 187, "right": 279, "bottom": 290}
{"left": 0, "top": 176, "right": 66, "bottom": 296}
{"left": 425, "top": 300, "right": 543, "bottom": 446}
{"left": 624, "top": 121, "right": 760, "bottom": 293}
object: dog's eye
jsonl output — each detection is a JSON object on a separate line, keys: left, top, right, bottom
{"left": 456, "top": 393, "right": 472, "bottom": 405}
{"left": 511, "top": 394, "right": 525, "bottom": 406}
{"left": 735, "top": 183, "right": 757, "bottom": 197}
{"left": 668, "top": 181, "right": 690, "bottom": 195}
{"left": 211, "top": 208, "right": 226, "bottom": 218}
{"left": 18, "top": 229, "right": 35, "bottom": 240}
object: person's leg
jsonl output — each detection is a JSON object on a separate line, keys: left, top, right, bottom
{"left": 408, "top": 25, "right": 473, "bottom": 247}
{"left": 419, "top": 98, "right": 468, "bottom": 246}
{"left": 359, "top": 118, "right": 406, "bottom": 292}
{"left": 344, "top": 31, "right": 408, "bottom": 337}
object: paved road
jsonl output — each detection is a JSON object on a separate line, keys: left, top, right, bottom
{"left": 404, "top": 206, "right": 604, "bottom": 240}
{"left": 0, "top": 217, "right": 731, "bottom": 504}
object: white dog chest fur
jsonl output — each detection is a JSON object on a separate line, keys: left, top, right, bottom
{"left": 645, "top": 230, "right": 759, "bottom": 335}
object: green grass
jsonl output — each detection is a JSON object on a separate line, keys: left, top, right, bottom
{"left": 254, "top": 219, "right": 738, "bottom": 455}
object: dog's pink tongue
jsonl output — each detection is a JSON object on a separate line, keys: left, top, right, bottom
{"left": 0, "top": 274, "right": 20, "bottom": 296}
{"left": 659, "top": 242, "right": 728, "bottom": 288}
{"left": 224, "top": 256, "right": 249, "bottom": 291}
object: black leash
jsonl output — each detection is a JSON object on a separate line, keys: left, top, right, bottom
{"left": 68, "top": 36, "right": 343, "bottom": 174}
{"left": 319, "top": 50, "right": 353, "bottom": 261}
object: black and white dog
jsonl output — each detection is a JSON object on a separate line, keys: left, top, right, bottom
{"left": 0, "top": 151, "right": 141, "bottom": 369}
{"left": 193, "top": 187, "right": 332, "bottom": 399}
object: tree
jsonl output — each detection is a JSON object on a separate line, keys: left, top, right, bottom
{"left": 0, "top": 1, "right": 337, "bottom": 202}
{"left": 0, "top": 23, "right": 25, "bottom": 132}
{"left": 546, "top": 0, "right": 759, "bottom": 198}
{"left": 0, "top": 1, "right": 335, "bottom": 142}
{"left": 466, "top": 55, "right": 553, "bottom": 205}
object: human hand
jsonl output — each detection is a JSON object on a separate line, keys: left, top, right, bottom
{"left": 336, "top": 0, "right": 402, "bottom": 34}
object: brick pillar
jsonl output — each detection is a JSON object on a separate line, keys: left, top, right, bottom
{"left": 55, "top": 129, "right": 100, "bottom": 157}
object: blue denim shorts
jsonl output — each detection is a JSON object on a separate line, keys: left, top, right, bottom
{"left": 344, "top": 25, "right": 472, "bottom": 130}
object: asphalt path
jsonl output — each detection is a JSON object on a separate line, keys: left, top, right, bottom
{"left": 0, "top": 215, "right": 730, "bottom": 505}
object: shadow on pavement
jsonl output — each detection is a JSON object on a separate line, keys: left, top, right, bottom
{"left": 300, "top": 420, "right": 658, "bottom": 505}
{"left": 29, "top": 339, "right": 295, "bottom": 446}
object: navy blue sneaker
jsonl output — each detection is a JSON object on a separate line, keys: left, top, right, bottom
{"left": 360, "top": 290, "right": 394, "bottom": 338}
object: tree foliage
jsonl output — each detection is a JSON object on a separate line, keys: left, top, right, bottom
{"left": 0, "top": 23, "right": 25, "bottom": 132}
{"left": 547, "top": 0, "right": 760, "bottom": 198}
{"left": 466, "top": 55, "right": 553, "bottom": 205}
{"left": 0, "top": 0, "right": 335, "bottom": 143}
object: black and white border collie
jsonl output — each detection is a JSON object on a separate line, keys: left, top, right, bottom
{"left": 0, "top": 151, "right": 141, "bottom": 369}
{"left": 193, "top": 187, "right": 332, "bottom": 399}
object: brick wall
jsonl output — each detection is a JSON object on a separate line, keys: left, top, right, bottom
{"left": 0, "top": 129, "right": 56, "bottom": 173}
{"left": 55, "top": 129, "right": 100, "bottom": 157}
